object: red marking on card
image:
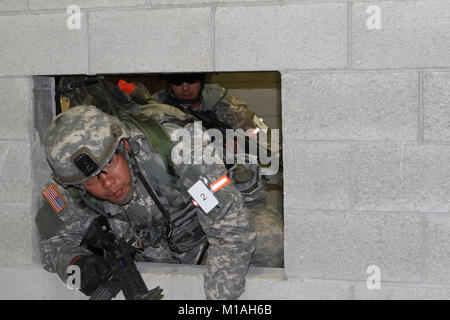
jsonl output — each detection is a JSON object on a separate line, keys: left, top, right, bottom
{"left": 210, "top": 175, "right": 231, "bottom": 192}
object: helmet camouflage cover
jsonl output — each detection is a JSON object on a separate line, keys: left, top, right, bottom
{"left": 44, "top": 105, "right": 130, "bottom": 186}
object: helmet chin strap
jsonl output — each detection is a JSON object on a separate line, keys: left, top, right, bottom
{"left": 111, "top": 142, "right": 136, "bottom": 206}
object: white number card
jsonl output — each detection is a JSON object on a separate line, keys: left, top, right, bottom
{"left": 188, "top": 179, "right": 219, "bottom": 214}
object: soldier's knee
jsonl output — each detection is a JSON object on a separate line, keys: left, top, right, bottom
{"left": 248, "top": 204, "right": 284, "bottom": 268}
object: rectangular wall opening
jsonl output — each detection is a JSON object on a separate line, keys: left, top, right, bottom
{"left": 33, "top": 71, "right": 284, "bottom": 273}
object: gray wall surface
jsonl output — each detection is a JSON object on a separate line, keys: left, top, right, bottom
{"left": 0, "top": 0, "right": 449, "bottom": 300}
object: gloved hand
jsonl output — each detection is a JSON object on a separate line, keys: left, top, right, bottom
{"left": 70, "top": 254, "right": 107, "bottom": 296}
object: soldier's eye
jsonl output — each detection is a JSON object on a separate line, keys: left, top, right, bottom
{"left": 104, "top": 152, "right": 117, "bottom": 168}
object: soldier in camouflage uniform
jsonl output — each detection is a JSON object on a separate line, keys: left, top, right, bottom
{"left": 35, "top": 105, "right": 257, "bottom": 300}
{"left": 153, "top": 73, "right": 284, "bottom": 268}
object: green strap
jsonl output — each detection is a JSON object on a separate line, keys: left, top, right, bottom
{"left": 129, "top": 117, "right": 174, "bottom": 171}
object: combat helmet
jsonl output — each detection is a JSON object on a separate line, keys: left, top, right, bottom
{"left": 44, "top": 105, "right": 130, "bottom": 186}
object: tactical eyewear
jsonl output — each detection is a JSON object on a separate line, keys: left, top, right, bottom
{"left": 165, "top": 74, "right": 204, "bottom": 86}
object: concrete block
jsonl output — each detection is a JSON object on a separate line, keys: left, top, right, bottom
{"left": 283, "top": 143, "right": 352, "bottom": 210}
{"left": 0, "top": 204, "right": 33, "bottom": 265}
{"left": 89, "top": 8, "right": 212, "bottom": 73}
{"left": 352, "top": 1, "right": 450, "bottom": 69}
{"left": 284, "top": 210, "right": 422, "bottom": 282}
{"left": 150, "top": 0, "right": 267, "bottom": 5}
{"left": 0, "top": 0, "right": 27, "bottom": 11}
{"left": 29, "top": 0, "right": 145, "bottom": 10}
{"left": 0, "top": 263, "right": 350, "bottom": 300}
{"left": 138, "top": 263, "right": 206, "bottom": 299}
{"left": 138, "top": 263, "right": 352, "bottom": 299}
{"left": 31, "top": 141, "right": 52, "bottom": 202}
{"left": 32, "top": 76, "right": 55, "bottom": 143}
{"left": 0, "top": 265, "right": 85, "bottom": 299}
{"left": 353, "top": 144, "right": 450, "bottom": 213}
{"left": 423, "top": 72, "right": 450, "bottom": 142}
{"left": 354, "top": 282, "right": 450, "bottom": 300}
{"left": 282, "top": 72, "right": 418, "bottom": 141}
{"left": 0, "top": 78, "right": 32, "bottom": 140}
{"left": 0, "top": 13, "right": 88, "bottom": 76}
{"left": 424, "top": 215, "right": 450, "bottom": 284}
{"left": 0, "top": 141, "right": 32, "bottom": 202}
{"left": 215, "top": 3, "right": 347, "bottom": 71}
{"left": 242, "top": 277, "right": 353, "bottom": 300}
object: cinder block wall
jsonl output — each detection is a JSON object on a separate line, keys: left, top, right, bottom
{"left": 0, "top": 0, "right": 449, "bottom": 299}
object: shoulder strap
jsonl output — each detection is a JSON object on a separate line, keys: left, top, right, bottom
{"left": 128, "top": 117, "right": 174, "bottom": 171}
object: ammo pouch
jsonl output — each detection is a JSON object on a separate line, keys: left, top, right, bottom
{"left": 168, "top": 204, "right": 206, "bottom": 254}
{"left": 228, "top": 160, "right": 267, "bottom": 203}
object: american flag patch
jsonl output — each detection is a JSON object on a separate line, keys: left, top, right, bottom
{"left": 42, "top": 184, "right": 66, "bottom": 214}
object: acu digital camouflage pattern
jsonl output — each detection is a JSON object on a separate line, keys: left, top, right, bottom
{"left": 154, "top": 83, "right": 284, "bottom": 267}
{"left": 37, "top": 107, "right": 282, "bottom": 300}
{"left": 44, "top": 105, "right": 129, "bottom": 185}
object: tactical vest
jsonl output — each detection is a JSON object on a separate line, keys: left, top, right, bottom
{"left": 67, "top": 116, "right": 206, "bottom": 256}
{"left": 127, "top": 117, "right": 207, "bottom": 254}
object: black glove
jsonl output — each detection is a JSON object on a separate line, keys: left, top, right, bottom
{"left": 72, "top": 254, "right": 107, "bottom": 296}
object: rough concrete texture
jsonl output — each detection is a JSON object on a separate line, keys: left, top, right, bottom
{"left": 0, "top": 0, "right": 449, "bottom": 300}
{"left": 0, "top": 13, "right": 88, "bottom": 76}
{"left": 423, "top": 215, "right": 450, "bottom": 284}
{"left": 0, "top": 0, "right": 27, "bottom": 11}
{"left": 352, "top": 1, "right": 450, "bottom": 69}
{"left": 353, "top": 144, "right": 450, "bottom": 213}
{"left": 29, "top": 0, "right": 146, "bottom": 10}
{"left": 0, "top": 204, "right": 34, "bottom": 265}
{"left": 284, "top": 210, "right": 422, "bottom": 282}
{"left": 0, "top": 142, "right": 32, "bottom": 202}
{"left": 0, "top": 78, "right": 32, "bottom": 140}
{"left": 215, "top": 3, "right": 348, "bottom": 71}
{"left": 423, "top": 72, "right": 450, "bottom": 142}
{"left": 282, "top": 72, "right": 418, "bottom": 141}
{"left": 89, "top": 7, "right": 213, "bottom": 73}
{"left": 283, "top": 143, "right": 352, "bottom": 210}
{"left": 0, "top": 265, "right": 86, "bottom": 300}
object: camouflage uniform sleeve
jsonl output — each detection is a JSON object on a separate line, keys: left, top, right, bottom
{"left": 214, "top": 94, "right": 257, "bottom": 131}
{"left": 164, "top": 122, "right": 257, "bottom": 300}
{"left": 213, "top": 93, "right": 280, "bottom": 157}
{"left": 35, "top": 183, "right": 94, "bottom": 283}
{"left": 198, "top": 180, "right": 256, "bottom": 300}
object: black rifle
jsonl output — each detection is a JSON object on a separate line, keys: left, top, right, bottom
{"left": 81, "top": 215, "right": 163, "bottom": 300}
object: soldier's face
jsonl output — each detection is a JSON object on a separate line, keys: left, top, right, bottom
{"left": 171, "top": 81, "right": 202, "bottom": 108}
{"left": 82, "top": 142, "right": 132, "bottom": 203}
